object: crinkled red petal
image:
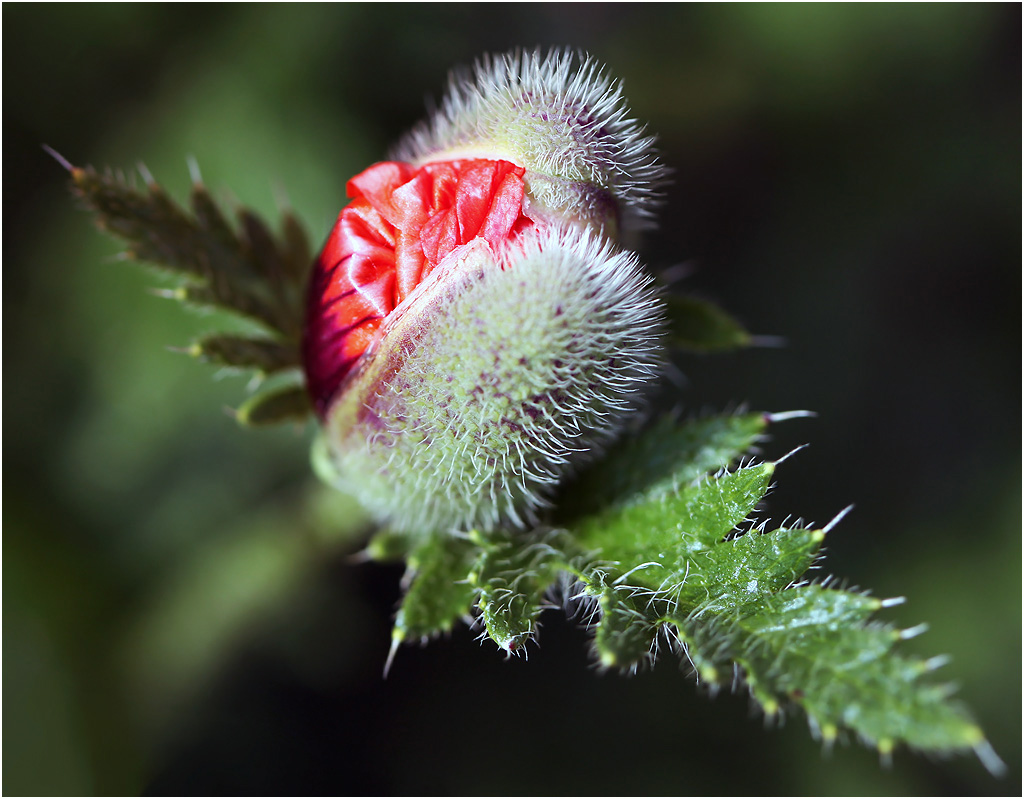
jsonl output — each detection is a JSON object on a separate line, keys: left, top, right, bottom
{"left": 303, "top": 158, "right": 532, "bottom": 417}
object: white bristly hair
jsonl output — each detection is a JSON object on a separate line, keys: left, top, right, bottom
{"left": 392, "top": 48, "right": 668, "bottom": 234}
{"left": 323, "top": 226, "right": 665, "bottom": 535}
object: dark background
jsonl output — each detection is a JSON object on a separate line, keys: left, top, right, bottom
{"left": 4, "top": 4, "right": 1020, "bottom": 795}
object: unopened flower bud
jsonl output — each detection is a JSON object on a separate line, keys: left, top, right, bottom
{"left": 303, "top": 49, "right": 666, "bottom": 534}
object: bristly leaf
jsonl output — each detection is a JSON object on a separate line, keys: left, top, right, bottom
{"left": 587, "top": 574, "right": 671, "bottom": 670}
{"left": 394, "top": 533, "right": 478, "bottom": 642}
{"left": 556, "top": 411, "right": 768, "bottom": 521}
{"left": 672, "top": 584, "right": 988, "bottom": 758}
{"left": 555, "top": 411, "right": 997, "bottom": 770}
{"left": 64, "top": 157, "right": 314, "bottom": 425}
{"left": 189, "top": 334, "right": 299, "bottom": 375}
{"left": 676, "top": 524, "right": 824, "bottom": 612}
{"left": 572, "top": 461, "right": 777, "bottom": 582}
{"left": 469, "top": 529, "right": 568, "bottom": 653}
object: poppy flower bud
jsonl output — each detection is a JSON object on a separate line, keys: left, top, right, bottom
{"left": 303, "top": 49, "right": 666, "bottom": 534}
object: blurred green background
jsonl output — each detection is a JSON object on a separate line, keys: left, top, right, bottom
{"left": 4, "top": 4, "right": 1020, "bottom": 795}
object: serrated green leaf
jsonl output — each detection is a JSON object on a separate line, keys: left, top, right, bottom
{"left": 280, "top": 211, "right": 313, "bottom": 283}
{"left": 394, "top": 534, "right": 477, "bottom": 641}
{"left": 591, "top": 581, "right": 666, "bottom": 669}
{"left": 189, "top": 182, "right": 239, "bottom": 252}
{"left": 573, "top": 463, "right": 776, "bottom": 590}
{"left": 670, "top": 580, "right": 984, "bottom": 756}
{"left": 239, "top": 210, "right": 288, "bottom": 282}
{"left": 190, "top": 334, "right": 299, "bottom": 374}
{"left": 666, "top": 294, "right": 752, "bottom": 352}
{"left": 678, "top": 526, "right": 824, "bottom": 611}
{"left": 69, "top": 162, "right": 314, "bottom": 421}
{"left": 741, "top": 584, "right": 884, "bottom": 635}
{"left": 469, "top": 531, "right": 567, "bottom": 652}
{"left": 746, "top": 622, "right": 978, "bottom": 752}
{"left": 557, "top": 412, "right": 768, "bottom": 520}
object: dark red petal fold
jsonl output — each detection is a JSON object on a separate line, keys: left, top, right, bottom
{"left": 303, "top": 158, "right": 533, "bottom": 417}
